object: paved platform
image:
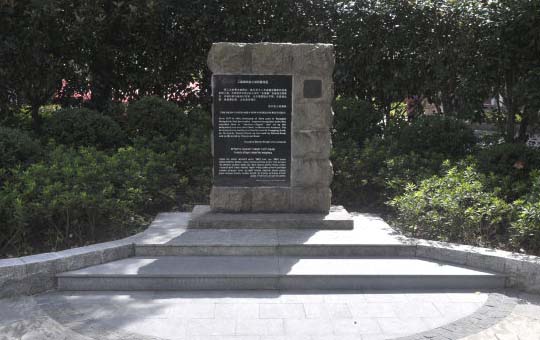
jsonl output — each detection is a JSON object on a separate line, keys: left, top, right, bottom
{"left": 1, "top": 289, "right": 538, "bottom": 340}
{"left": 57, "top": 211, "right": 505, "bottom": 291}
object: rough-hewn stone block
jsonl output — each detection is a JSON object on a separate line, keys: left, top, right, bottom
{"left": 292, "top": 159, "right": 333, "bottom": 187}
{"left": 292, "top": 44, "right": 335, "bottom": 77}
{"left": 208, "top": 43, "right": 251, "bottom": 74}
{"left": 251, "top": 187, "right": 290, "bottom": 212}
{"left": 251, "top": 43, "right": 293, "bottom": 74}
{"left": 292, "top": 130, "right": 332, "bottom": 159}
{"left": 290, "top": 187, "right": 331, "bottom": 213}
{"left": 211, "top": 187, "right": 252, "bottom": 212}
{"left": 293, "top": 103, "right": 333, "bottom": 131}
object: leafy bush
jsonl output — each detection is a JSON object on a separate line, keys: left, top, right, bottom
{"left": 0, "top": 126, "right": 42, "bottom": 169}
{"left": 379, "top": 150, "right": 447, "bottom": 198}
{"left": 0, "top": 145, "right": 178, "bottom": 257}
{"left": 476, "top": 143, "right": 540, "bottom": 201}
{"left": 394, "top": 115, "right": 476, "bottom": 158}
{"left": 331, "top": 141, "right": 368, "bottom": 208}
{"left": 44, "top": 108, "right": 126, "bottom": 149}
{"left": 132, "top": 106, "right": 213, "bottom": 206}
{"left": 511, "top": 171, "right": 540, "bottom": 254}
{"left": 126, "top": 96, "right": 187, "bottom": 141}
{"left": 332, "top": 97, "right": 383, "bottom": 147}
{"left": 389, "top": 162, "right": 512, "bottom": 248}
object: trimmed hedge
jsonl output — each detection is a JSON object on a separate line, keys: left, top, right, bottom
{"left": 389, "top": 161, "right": 512, "bottom": 248}
{"left": 44, "top": 108, "right": 126, "bottom": 149}
{"left": 0, "top": 145, "right": 178, "bottom": 256}
{"left": 0, "top": 126, "right": 42, "bottom": 169}
{"left": 126, "top": 96, "right": 187, "bottom": 141}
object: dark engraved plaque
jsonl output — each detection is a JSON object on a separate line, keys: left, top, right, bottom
{"left": 303, "top": 79, "right": 322, "bottom": 98}
{"left": 213, "top": 74, "right": 292, "bottom": 187}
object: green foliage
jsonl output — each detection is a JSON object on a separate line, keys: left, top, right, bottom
{"left": 332, "top": 97, "right": 383, "bottom": 147}
{"left": 331, "top": 97, "right": 385, "bottom": 209}
{"left": 394, "top": 116, "right": 476, "bottom": 158}
{"left": 132, "top": 106, "right": 212, "bottom": 206}
{"left": 332, "top": 115, "right": 473, "bottom": 210}
{"left": 512, "top": 171, "right": 540, "bottom": 254}
{"left": 0, "top": 145, "right": 178, "bottom": 257}
{"left": 44, "top": 108, "right": 126, "bottom": 149}
{"left": 389, "top": 162, "right": 512, "bottom": 248}
{"left": 476, "top": 143, "right": 540, "bottom": 201}
{"left": 127, "top": 97, "right": 187, "bottom": 141}
{"left": 0, "top": 126, "right": 42, "bottom": 169}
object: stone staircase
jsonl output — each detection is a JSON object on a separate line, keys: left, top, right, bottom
{"left": 56, "top": 210, "right": 506, "bottom": 291}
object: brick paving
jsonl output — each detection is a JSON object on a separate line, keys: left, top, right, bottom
{"left": 1, "top": 290, "right": 538, "bottom": 340}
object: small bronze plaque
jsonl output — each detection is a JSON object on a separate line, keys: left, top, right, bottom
{"left": 303, "top": 79, "right": 322, "bottom": 98}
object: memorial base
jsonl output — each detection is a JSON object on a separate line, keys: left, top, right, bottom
{"left": 187, "top": 205, "right": 354, "bottom": 230}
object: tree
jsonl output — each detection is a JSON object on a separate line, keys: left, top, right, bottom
{"left": 0, "top": 0, "right": 67, "bottom": 130}
{"left": 485, "top": 0, "right": 540, "bottom": 142}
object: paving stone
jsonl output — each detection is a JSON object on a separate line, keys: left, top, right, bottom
{"left": 332, "top": 318, "right": 381, "bottom": 335}
{"left": 214, "top": 303, "right": 259, "bottom": 319}
{"left": 186, "top": 319, "right": 236, "bottom": 336}
{"left": 377, "top": 317, "right": 429, "bottom": 335}
{"left": 283, "top": 319, "right": 335, "bottom": 336}
{"left": 0, "top": 286, "right": 530, "bottom": 340}
{"left": 349, "top": 302, "right": 397, "bottom": 318}
{"left": 164, "top": 303, "right": 215, "bottom": 318}
{"left": 259, "top": 303, "right": 305, "bottom": 319}
{"left": 395, "top": 302, "right": 442, "bottom": 318}
{"left": 303, "top": 303, "right": 352, "bottom": 319}
{"left": 235, "top": 319, "right": 284, "bottom": 336}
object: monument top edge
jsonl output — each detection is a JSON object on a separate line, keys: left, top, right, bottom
{"left": 211, "top": 42, "right": 333, "bottom": 47}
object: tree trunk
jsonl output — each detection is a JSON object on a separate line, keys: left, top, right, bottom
{"left": 504, "top": 70, "right": 516, "bottom": 142}
{"left": 31, "top": 103, "right": 41, "bottom": 132}
{"left": 89, "top": 53, "right": 113, "bottom": 113}
{"left": 504, "top": 109, "right": 515, "bottom": 143}
{"left": 517, "top": 108, "right": 530, "bottom": 143}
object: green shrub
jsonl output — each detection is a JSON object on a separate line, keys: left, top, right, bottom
{"left": 332, "top": 97, "right": 383, "bottom": 147}
{"left": 394, "top": 115, "right": 476, "bottom": 158}
{"left": 0, "top": 145, "right": 178, "bottom": 257}
{"left": 380, "top": 150, "right": 447, "bottom": 198}
{"left": 388, "top": 161, "right": 512, "bottom": 248}
{"left": 0, "top": 126, "right": 42, "bottom": 169}
{"left": 332, "top": 136, "right": 447, "bottom": 210}
{"left": 331, "top": 141, "right": 368, "bottom": 208}
{"left": 132, "top": 106, "right": 213, "bottom": 206}
{"left": 126, "top": 96, "right": 187, "bottom": 141}
{"left": 511, "top": 171, "right": 540, "bottom": 254}
{"left": 476, "top": 143, "right": 540, "bottom": 201}
{"left": 332, "top": 115, "right": 476, "bottom": 210}
{"left": 44, "top": 108, "right": 126, "bottom": 149}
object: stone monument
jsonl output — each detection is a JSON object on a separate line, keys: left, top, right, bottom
{"left": 189, "top": 42, "right": 353, "bottom": 229}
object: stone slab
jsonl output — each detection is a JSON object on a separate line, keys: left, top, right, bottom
{"left": 58, "top": 256, "right": 502, "bottom": 277}
{"left": 187, "top": 205, "right": 353, "bottom": 229}
{"left": 135, "top": 212, "right": 415, "bottom": 257}
{"left": 56, "top": 256, "right": 506, "bottom": 291}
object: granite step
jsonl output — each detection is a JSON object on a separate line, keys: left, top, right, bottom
{"left": 187, "top": 205, "right": 354, "bottom": 230}
{"left": 135, "top": 243, "right": 416, "bottom": 257}
{"left": 57, "top": 256, "right": 506, "bottom": 291}
{"left": 136, "top": 219, "right": 415, "bottom": 257}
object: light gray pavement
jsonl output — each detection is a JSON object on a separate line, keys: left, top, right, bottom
{"left": 1, "top": 289, "right": 539, "bottom": 340}
{"left": 137, "top": 212, "right": 410, "bottom": 246}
